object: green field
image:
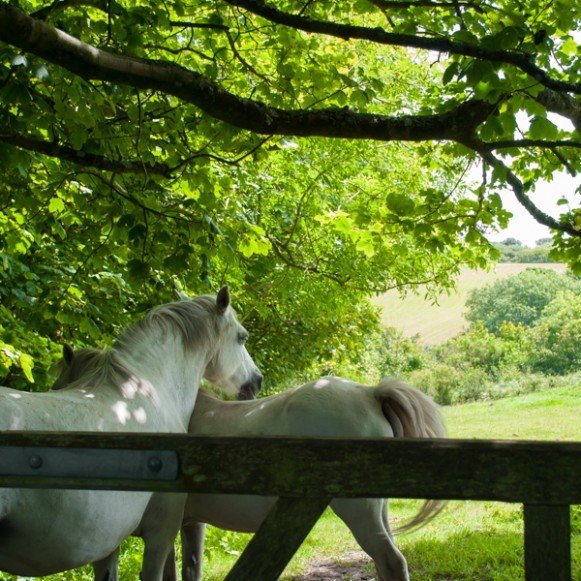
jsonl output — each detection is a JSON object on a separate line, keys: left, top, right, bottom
{"left": 372, "top": 263, "right": 567, "bottom": 345}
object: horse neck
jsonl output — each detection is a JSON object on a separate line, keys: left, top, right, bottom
{"left": 113, "top": 332, "right": 207, "bottom": 431}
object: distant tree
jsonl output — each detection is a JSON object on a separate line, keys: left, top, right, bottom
{"left": 494, "top": 238, "right": 555, "bottom": 262}
{"left": 465, "top": 268, "right": 581, "bottom": 333}
{"left": 502, "top": 238, "right": 524, "bottom": 247}
{"left": 377, "top": 327, "right": 425, "bottom": 377}
{"left": 536, "top": 238, "right": 552, "bottom": 247}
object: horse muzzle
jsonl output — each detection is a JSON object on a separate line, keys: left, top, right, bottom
{"left": 238, "top": 372, "right": 263, "bottom": 400}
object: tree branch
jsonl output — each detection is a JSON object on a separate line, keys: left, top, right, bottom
{"left": 169, "top": 20, "right": 229, "bottom": 32}
{"left": 534, "top": 89, "right": 581, "bottom": 131}
{"left": 0, "top": 124, "right": 271, "bottom": 176}
{"left": 224, "top": 0, "right": 580, "bottom": 95}
{"left": 0, "top": 5, "right": 495, "bottom": 143}
{"left": 268, "top": 236, "right": 352, "bottom": 287}
{"left": 31, "top": 0, "right": 121, "bottom": 20}
{"left": 483, "top": 139, "right": 581, "bottom": 151}
{"left": 477, "top": 149, "right": 580, "bottom": 237}
{"left": 0, "top": 125, "right": 172, "bottom": 177}
{"left": 369, "top": 0, "right": 485, "bottom": 10}
{"left": 82, "top": 171, "right": 203, "bottom": 225}
{"left": 170, "top": 137, "right": 271, "bottom": 172}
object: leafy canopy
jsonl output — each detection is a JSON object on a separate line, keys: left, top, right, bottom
{"left": 0, "top": 0, "right": 579, "bottom": 387}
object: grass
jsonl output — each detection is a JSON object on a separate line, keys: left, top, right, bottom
{"left": 372, "top": 263, "right": 567, "bottom": 345}
{"left": 444, "top": 384, "right": 581, "bottom": 441}
{"left": 5, "top": 384, "right": 579, "bottom": 580}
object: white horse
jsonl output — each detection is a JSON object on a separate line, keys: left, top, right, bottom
{"left": 57, "top": 349, "right": 446, "bottom": 581}
{"left": 0, "top": 287, "right": 262, "bottom": 580}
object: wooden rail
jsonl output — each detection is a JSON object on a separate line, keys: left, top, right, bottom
{"left": 0, "top": 432, "right": 579, "bottom": 580}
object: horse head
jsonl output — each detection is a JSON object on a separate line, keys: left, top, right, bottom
{"left": 55, "top": 288, "right": 263, "bottom": 401}
{"left": 196, "top": 287, "right": 263, "bottom": 401}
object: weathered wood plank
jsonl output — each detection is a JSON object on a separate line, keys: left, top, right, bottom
{"left": 524, "top": 504, "right": 571, "bottom": 581}
{"left": 225, "top": 496, "right": 331, "bottom": 581}
{"left": 0, "top": 433, "right": 579, "bottom": 504}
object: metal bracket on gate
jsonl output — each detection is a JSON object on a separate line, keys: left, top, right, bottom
{"left": 0, "top": 446, "right": 179, "bottom": 481}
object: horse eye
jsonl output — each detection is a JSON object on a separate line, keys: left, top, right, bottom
{"left": 238, "top": 332, "right": 249, "bottom": 344}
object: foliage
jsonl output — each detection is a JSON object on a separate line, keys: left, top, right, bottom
{"left": 0, "top": 48, "right": 501, "bottom": 392}
{"left": 0, "top": 0, "right": 579, "bottom": 387}
{"left": 375, "top": 326, "right": 426, "bottom": 378}
{"left": 465, "top": 267, "right": 581, "bottom": 334}
{"left": 529, "top": 291, "right": 581, "bottom": 375}
{"left": 403, "top": 310, "right": 580, "bottom": 405}
{"left": 1, "top": 127, "right": 493, "bottom": 389}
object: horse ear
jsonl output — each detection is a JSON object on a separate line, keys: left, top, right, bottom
{"left": 216, "top": 286, "right": 230, "bottom": 315}
{"left": 63, "top": 344, "right": 74, "bottom": 365}
{"left": 174, "top": 289, "right": 189, "bottom": 301}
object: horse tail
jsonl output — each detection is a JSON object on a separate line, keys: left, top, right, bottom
{"left": 373, "top": 377, "right": 447, "bottom": 533}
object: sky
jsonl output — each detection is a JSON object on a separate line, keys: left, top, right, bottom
{"left": 477, "top": 111, "right": 579, "bottom": 248}
{"left": 488, "top": 171, "right": 579, "bottom": 247}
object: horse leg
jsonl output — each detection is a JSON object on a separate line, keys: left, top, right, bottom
{"left": 92, "top": 547, "right": 119, "bottom": 581}
{"left": 162, "top": 545, "right": 177, "bottom": 581}
{"left": 139, "top": 493, "right": 185, "bottom": 581}
{"left": 381, "top": 498, "right": 395, "bottom": 538}
{"left": 331, "top": 498, "right": 409, "bottom": 581}
{"left": 181, "top": 521, "right": 206, "bottom": 581}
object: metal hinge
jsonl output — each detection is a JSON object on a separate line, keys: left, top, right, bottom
{"left": 0, "top": 446, "right": 179, "bottom": 481}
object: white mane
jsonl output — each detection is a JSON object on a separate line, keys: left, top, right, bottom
{"left": 57, "top": 296, "right": 226, "bottom": 392}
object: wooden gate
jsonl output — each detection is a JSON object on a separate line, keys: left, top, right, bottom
{"left": 0, "top": 432, "right": 579, "bottom": 580}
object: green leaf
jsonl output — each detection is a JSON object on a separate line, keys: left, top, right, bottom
{"left": 127, "top": 259, "right": 150, "bottom": 280}
{"left": 238, "top": 225, "right": 271, "bottom": 258}
{"left": 386, "top": 193, "right": 415, "bottom": 216}
{"left": 560, "top": 37, "right": 577, "bottom": 56}
{"left": 528, "top": 116, "right": 559, "bottom": 140}
{"left": 18, "top": 353, "right": 34, "bottom": 383}
{"left": 48, "top": 197, "right": 65, "bottom": 214}
{"left": 442, "top": 62, "right": 459, "bottom": 85}
{"left": 128, "top": 224, "right": 147, "bottom": 241}
{"left": 355, "top": 232, "right": 375, "bottom": 258}
{"left": 479, "top": 115, "right": 504, "bottom": 140}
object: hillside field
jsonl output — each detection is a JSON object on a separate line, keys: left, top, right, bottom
{"left": 372, "top": 263, "right": 568, "bottom": 345}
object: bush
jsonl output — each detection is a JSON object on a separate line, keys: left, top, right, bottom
{"left": 529, "top": 291, "right": 581, "bottom": 375}
{"left": 405, "top": 362, "right": 493, "bottom": 405}
{"left": 369, "top": 273, "right": 581, "bottom": 406}
{"left": 405, "top": 363, "right": 460, "bottom": 405}
{"left": 400, "top": 301, "right": 580, "bottom": 404}
{"left": 376, "top": 326, "right": 425, "bottom": 377}
{"left": 431, "top": 322, "right": 531, "bottom": 379}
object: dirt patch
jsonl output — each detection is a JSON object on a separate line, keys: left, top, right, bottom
{"left": 289, "top": 551, "right": 375, "bottom": 580}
